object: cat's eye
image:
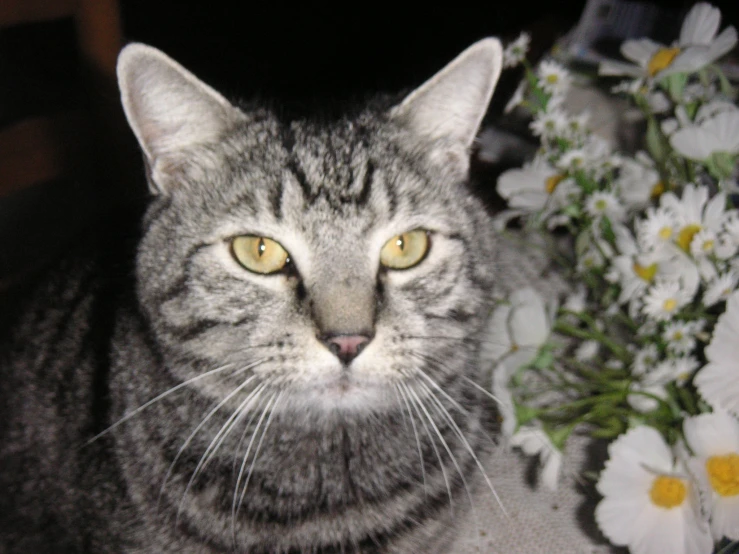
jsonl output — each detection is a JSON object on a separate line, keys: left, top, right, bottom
{"left": 380, "top": 230, "right": 430, "bottom": 270}
{"left": 231, "top": 235, "right": 290, "bottom": 274}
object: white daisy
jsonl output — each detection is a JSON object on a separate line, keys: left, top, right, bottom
{"left": 599, "top": 3, "right": 737, "bottom": 82}
{"left": 484, "top": 288, "right": 554, "bottom": 378}
{"left": 703, "top": 271, "right": 738, "bottom": 307}
{"left": 637, "top": 206, "right": 679, "bottom": 254}
{"left": 585, "top": 190, "right": 626, "bottom": 222}
{"left": 536, "top": 60, "right": 571, "bottom": 96}
{"left": 595, "top": 426, "right": 713, "bottom": 554}
{"left": 670, "top": 109, "right": 739, "bottom": 161}
{"left": 529, "top": 108, "right": 568, "bottom": 140}
{"left": 660, "top": 184, "right": 728, "bottom": 255}
{"left": 689, "top": 228, "right": 718, "bottom": 258}
{"left": 504, "top": 79, "right": 526, "bottom": 114}
{"left": 503, "top": 32, "right": 530, "bottom": 68}
{"left": 496, "top": 159, "right": 575, "bottom": 216}
{"left": 510, "top": 426, "right": 563, "bottom": 491}
{"left": 695, "top": 290, "right": 739, "bottom": 415}
{"left": 629, "top": 358, "right": 681, "bottom": 412}
{"left": 616, "top": 154, "right": 664, "bottom": 209}
{"left": 663, "top": 321, "right": 705, "bottom": 356}
{"left": 642, "top": 279, "right": 693, "bottom": 321}
{"left": 683, "top": 410, "right": 739, "bottom": 541}
{"left": 633, "top": 344, "right": 659, "bottom": 375}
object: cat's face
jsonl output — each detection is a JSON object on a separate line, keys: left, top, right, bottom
{"left": 119, "top": 40, "right": 503, "bottom": 417}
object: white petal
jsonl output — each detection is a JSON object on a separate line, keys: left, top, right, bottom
{"left": 679, "top": 2, "right": 721, "bottom": 46}
{"left": 621, "top": 38, "right": 662, "bottom": 65}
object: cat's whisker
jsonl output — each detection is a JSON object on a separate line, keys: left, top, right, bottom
{"left": 398, "top": 381, "right": 454, "bottom": 518}
{"left": 406, "top": 354, "right": 469, "bottom": 415}
{"left": 462, "top": 376, "right": 506, "bottom": 408}
{"left": 414, "top": 379, "right": 509, "bottom": 519}
{"left": 234, "top": 390, "right": 284, "bottom": 529}
{"left": 231, "top": 388, "right": 276, "bottom": 523}
{"left": 83, "top": 361, "right": 240, "bottom": 446}
{"left": 157, "top": 362, "right": 268, "bottom": 506}
{"left": 177, "top": 378, "right": 273, "bottom": 523}
{"left": 394, "top": 383, "right": 426, "bottom": 498}
{"left": 405, "top": 384, "right": 475, "bottom": 516}
{"left": 231, "top": 382, "right": 274, "bottom": 474}
{"left": 391, "top": 385, "right": 410, "bottom": 434}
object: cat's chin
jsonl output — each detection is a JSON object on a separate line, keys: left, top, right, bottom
{"left": 281, "top": 376, "right": 396, "bottom": 416}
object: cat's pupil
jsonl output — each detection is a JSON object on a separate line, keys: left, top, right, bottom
{"left": 396, "top": 236, "right": 405, "bottom": 252}
{"left": 257, "top": 238, "right": 266, "bottom": 257}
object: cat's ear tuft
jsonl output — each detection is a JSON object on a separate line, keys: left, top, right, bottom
{"left": 117, "top": 43, "right": 243, "bottom": 193}
{"left": 391, "top": 38, "right": 503, "bottom": 177}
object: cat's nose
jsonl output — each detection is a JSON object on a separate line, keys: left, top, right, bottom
{"left": 321, "top": 334, "right": 372, "bottom": 364}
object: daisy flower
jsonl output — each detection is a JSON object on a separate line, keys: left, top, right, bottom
{"left": 496, "top": 159, "right": 575, "bottom": 217}
{"left": 536, "top": 60, "right": 571, "bottom": 96}
{"left": 663, "top": 320, "right": 705, "bottom": 356}
{"left": 670, "top": 109, "right": 739, "bottom": 161}
{"left": 702, "top": 271, "right": 738, "bottom": 307}
{"left": 529, "top": 108, "right": 568, "bottom": 140}
{"left": 637, "top": 206, "right": 679, "bottom": 254}
{"left": 633, "top": 344, "right": 659, "bottom": 375}
{"left": 695, "top": 290, "right": 739, "bottom": 415}
{"left": 599, "top": 3, "right": 737, "bottom": 82}
{"left": 503, "top": 32, "right": 530, "bottom": 68}
{"left": 660, "top": 184, "right": 728, "bottom": 255}
{"left": 683, "top": 410, "right": 739, "bottom": 541}
{"left": 484, "top": 288, "right": 554, "bottom": 378}
{"left": 642, "top": 279, "right": 694, "bottom": 321}
{"left": 595, "top": 426, "right": 713, "bottom": 554}
{"left": 616, "top": 154, "right": 664, "bottom": 209}
{"left": 510, "top": 426, "right": 562, "bottom": 491}
{"left": 585, "top": 190, "right": 626, "bottom": 222}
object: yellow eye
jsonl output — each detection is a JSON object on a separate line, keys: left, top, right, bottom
{"left": 380, "top": 230, "right": 429, "bottom": 270}
{"left": 231, "top": 236, "right": 290, "bottom": 274}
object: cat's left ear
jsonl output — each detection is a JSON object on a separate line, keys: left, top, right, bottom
{"left": 391, "top": 38, "right": 503, "bottom": 177}
{"left": 117, "top": 43, "right": 245, "bottom": 194}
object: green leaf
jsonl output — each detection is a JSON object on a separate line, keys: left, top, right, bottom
{"left": 546, "top": 424, "right": 573, "bottom": 451}
{"left": 515, "top": 403, "right": 539, "bottom": 426}
{"left": 660, "top": 72, "right": 688, "bottom": 103}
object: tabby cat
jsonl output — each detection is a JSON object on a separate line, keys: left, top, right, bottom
{"left": 0, "top": 38, "right": 508, "bottom": 553}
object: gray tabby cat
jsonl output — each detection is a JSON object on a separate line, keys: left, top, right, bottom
{"left": 0, "top": 38, "right": 506, "bottom": 553}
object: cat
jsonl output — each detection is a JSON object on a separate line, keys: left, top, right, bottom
{"left": 0, "top": 38, "right": 519, "bottom": 553}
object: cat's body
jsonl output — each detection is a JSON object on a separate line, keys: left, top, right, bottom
{"left": 0, "top": 40, "right": 515, "bottom": 553}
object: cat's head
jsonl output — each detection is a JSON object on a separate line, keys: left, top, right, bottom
{"left": 118, "top": 39, "right": 503, "bottom": 416}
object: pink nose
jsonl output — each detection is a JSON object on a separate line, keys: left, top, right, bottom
{"left": 324, "top": 334, "right": 371, "bottom": 364}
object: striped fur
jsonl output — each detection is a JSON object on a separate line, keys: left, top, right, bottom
{"left": 0, "top": 40, "right": 507, "bottom": 553}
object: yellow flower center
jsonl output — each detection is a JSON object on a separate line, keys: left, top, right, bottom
{"left": 676, "top": 224, "right": 702, "bottom": 252}
{"left": 648, "top": 47, "right": 681, "bottom": 77}
{"left": 650, "top": 475, "right": 687, "bottom": 508}
{"left": 672, "top": 331, "right": 684, "bottom": 341}
{"left": 706, "top": 454, "right": 739, "bottom": 497}
{"left": 702, "top": 239, "right": 714, "bottom": 252}
{"left": 663, "top": 298, "right": 678, "bottom": 312}
{"left": 595, "top": 199, "right": 608, "bottom": 211}
{"left": 658, "top": 226, "right": 673, "bottom": 240}
{"left": 545, "top": 174, "right": 565, "bottom": 194}
{"left": 651, "top": 181, "right": 666, "bottom": 199}
{"left": 546, "top": 74, "right": 559, "bottom": 84}
{"left": 633, "top": 262, "right": 658, "bottom": 282}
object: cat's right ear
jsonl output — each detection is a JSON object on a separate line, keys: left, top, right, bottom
{"left": 117, "top": 43, "right": 244, "bottom": 194}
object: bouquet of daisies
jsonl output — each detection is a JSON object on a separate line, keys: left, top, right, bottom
{"left": 495, "top": 4, "right": 739, "bottom": 554}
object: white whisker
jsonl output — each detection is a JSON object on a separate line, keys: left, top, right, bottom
{"left": 399, "top": 381, "right": 453, "bottom": 517}
{"left": 405, "top": 384, "right": 475, "bottom": 514}
{"left": 416, "top": 379, "right": 509, "bottom": 519}
{"left": 84, "top": 362, "right": 239, "bottom": 446}
{"left": 395, "top": 383, "right": 426, "bottom": 497}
